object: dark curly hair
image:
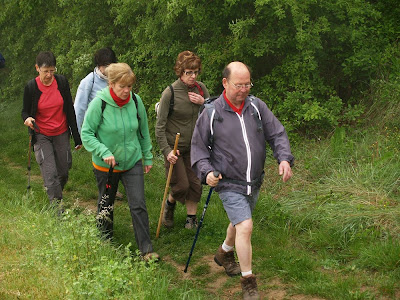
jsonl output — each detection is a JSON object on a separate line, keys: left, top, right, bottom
{"left": 174, "top": 50, "right": 202, "bottom": 77}
{"left": 94, "top": 47, "right": 117, "bottom": 67}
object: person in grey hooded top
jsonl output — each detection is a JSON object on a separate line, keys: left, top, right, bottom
{"left": 191, "top": 61, "right": 294, "bottom": 300}
{"left": 74, "top": 47, "right": 117, "bottom": 133}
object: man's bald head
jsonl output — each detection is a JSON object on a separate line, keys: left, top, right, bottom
{"left": 222, "top": 61, "right": 251, "bottom": 80}
{"left": 222, "top": 61, "right": 253, "bottom": 107}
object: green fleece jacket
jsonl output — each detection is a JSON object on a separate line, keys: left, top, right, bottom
{"left": 81, "top": 87, "right": 153, "bottom": 171}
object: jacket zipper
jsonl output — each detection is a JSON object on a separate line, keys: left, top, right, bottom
{"left": 237, "top": 113, "right": 252, "bottom": 195}
{"left": 121, "top": 107, "right": 126, "bottom": 169}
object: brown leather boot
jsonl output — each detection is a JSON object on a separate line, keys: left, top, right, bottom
{"left": 162, "top": 201, "right": 175, "bottom": 228}
{"left": 214, "top": 245, "right": 241, "bottom": 276}
{"left": 240, "top": 274, "right": 259, "bottom": 300}
{"left": 184, "top": 216, "right": 198, "bottom": 229}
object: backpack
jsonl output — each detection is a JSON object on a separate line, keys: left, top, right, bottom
{"left": 99, "top": 94, "right": 144, "bottom": 138}
{"left": 203, "top": 95, "right": 263, "bottom": 151}
{"left": 155, "top": 82, "right": 204, "bottom": 118}
{"left": 155, "top": 85, "right": 174, "bottom": 118}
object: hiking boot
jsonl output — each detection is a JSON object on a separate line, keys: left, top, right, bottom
{"left": 115, "top": 190, "right": 124, "bottom": 200}
{"left": 214, "top": 246, "right": 241, "bottom": 276}
{"left": 241, "top": 274, "right": 259, "bottom": 300}
{"left": 184, "top": 216, "right": 198, "bottom": 229}
{"left": 162, "top": 201, "right": 175, "bottom": 228}
{"left": 50, "top": 199, "right": 64, "bottom": 217}
{"left": 142, "top": 252, "right": 160, "bottom": 262}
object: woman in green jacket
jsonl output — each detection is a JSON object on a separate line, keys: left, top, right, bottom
{"left": 81, "top": 63, "right": 158, "bottom": 261}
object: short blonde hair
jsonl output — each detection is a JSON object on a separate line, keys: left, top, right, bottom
{"left": 105, "top": 63, "right": 136, "bottom": 85}
{"left": 174, "top": 51, "right": 202, "bottom": 77}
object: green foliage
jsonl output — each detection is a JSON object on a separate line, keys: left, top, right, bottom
{"left": 36, "top": 210, "right": 164, "bottom": 299}
{"left": 1, "top": 0, "right": 399, "bottom": 137}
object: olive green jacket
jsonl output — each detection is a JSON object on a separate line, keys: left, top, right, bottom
{"left": 155, "top": 79, "right": 209, "bottom": 157}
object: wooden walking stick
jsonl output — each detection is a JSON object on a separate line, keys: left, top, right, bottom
{"left": 156, "top": 133, "right": 180, "bottom": 238}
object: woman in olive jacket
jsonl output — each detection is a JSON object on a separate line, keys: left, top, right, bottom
{"left": 155, "top": 50, "right": 210, "bottom": 229}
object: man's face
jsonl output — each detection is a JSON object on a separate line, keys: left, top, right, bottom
{"left": 222, "top": 67, "right": 251, "bottom": 105}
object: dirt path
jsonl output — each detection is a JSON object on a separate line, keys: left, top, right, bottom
{"left": 162, "top": 255, "right": 326, "bottom": 300}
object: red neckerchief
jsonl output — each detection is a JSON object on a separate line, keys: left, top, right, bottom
{"left": 223, "top": 90, "right": 245, "bottom": 115}
{"left": 110, "top": 87, "right": 130, "bottom": 107}
{"left": 180, "top": 79, "right": 204, "bottom": 97}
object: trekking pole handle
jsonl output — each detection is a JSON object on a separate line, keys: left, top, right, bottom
{"left": 31, "top": 120, "right": 40, "bottom": 133}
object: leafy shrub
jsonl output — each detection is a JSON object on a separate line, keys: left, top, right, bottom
{"left": 1, "top": 0, "right": 399, "bottom": 136}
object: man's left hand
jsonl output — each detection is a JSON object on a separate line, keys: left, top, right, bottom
{"left": 279, "top": 161, "right": 292, "bottom": 182}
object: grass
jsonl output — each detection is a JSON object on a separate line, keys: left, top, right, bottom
{"left": 0, "top": 94, "right": 399, "bottom": 299}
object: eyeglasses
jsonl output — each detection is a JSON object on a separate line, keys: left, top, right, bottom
{"left": 39, "top": 67, "right": 57, "bottom": 75}
{"left": 229, "top": 81, "right": 253, "bottom": 90}
{"left": 183, "top": 70, "right": 200, "bottom": 76}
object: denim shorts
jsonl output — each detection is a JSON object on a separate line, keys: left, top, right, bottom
{"left": 219, "top": 189, "right": 260, "bottom": 226}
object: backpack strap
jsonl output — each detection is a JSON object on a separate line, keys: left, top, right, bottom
{"left": 204, "top": 99, "right": 222, "bottom": 152}
{"left": 91, "top": 70, "right": 96, "bottom": 93}
{"left": 101, "top": 99, "right": 106, "bottom": 113}
{"left": 220, "top": 171, "right": 265, "bottom": 188}
{"left": 98, "top": 99, "right": 107, "bottom": 129}
{"left": 248, "top": 95, "right": 263, "bottom": 133}
{"left": 132, "top": 93, "right": 144, "bottom": 139}
{"left": 100, "top": 94, "right": 144, "bottom": 139}
{"left": 166, "top": 83, "right": 201, "bottom": 117}
{"left": 167, "top": 85, "right": 174, "bottom": 117}
{"left": 205, "top": 95, "right": 262, "bottom": 152}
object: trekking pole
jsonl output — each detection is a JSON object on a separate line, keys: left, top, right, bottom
{"left": 98, "top": 161, "right": 119, "bottom": 239}
{"left": 156, "top": 133, "right": 180, "bottom": 238}
{"left": 184, "top": 171, "right": 220, "bottom": 273}
{"left": 27, "top": 121, "right": 39, "bottom": 194}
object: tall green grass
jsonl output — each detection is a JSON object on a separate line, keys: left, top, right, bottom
{"left": 0, "top": 189, "right": 205, "bottom": 299}
{"left": 1, "top": 79, "right": 400, "bottom": 299}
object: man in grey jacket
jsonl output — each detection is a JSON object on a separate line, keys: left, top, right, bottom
{"left": 191, "top": 61, "right": 294, "bottom": 300}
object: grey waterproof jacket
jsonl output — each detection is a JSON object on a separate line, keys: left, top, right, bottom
{"left": 191, "top": 94, "right": 294, "bottom": 195}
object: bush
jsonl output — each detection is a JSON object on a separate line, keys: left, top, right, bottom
{"left": 1, "top": 0, "right": 399, "bottom": 136}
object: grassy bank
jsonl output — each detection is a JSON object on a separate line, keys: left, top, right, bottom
{"left": 0, "top": 97, "right": 399, "bottom": 299}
